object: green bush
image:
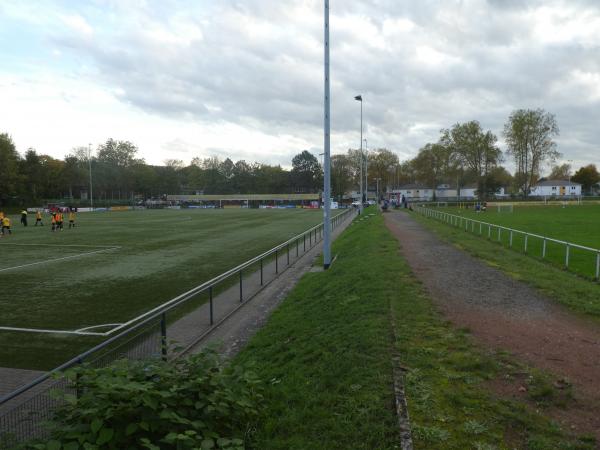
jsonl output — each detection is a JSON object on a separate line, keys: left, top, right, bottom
{"left": 24, "top": 351, "right": 263, "bottom": 450}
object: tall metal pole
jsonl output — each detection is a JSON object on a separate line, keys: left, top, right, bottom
{"left": 323, "top": 0, "right": 332, "bottom": 269}
{"left": 88, "top": 143, "right": 94, "bottom": 211}
{"left": 364, "top": 138, "right": 368, "bottom": 202}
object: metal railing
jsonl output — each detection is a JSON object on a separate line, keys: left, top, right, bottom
{"left": 0, "top": 208, "right": 355, "bottom": 448}
{"left": 416, "top": 206, "right": 600, "bottom": 281}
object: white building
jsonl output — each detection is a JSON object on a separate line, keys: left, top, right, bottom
{"left": 458, "top": 185, "right": 478, "bottom": 199}
{"left": 391, "top": 184, "right": 434, "bottom": 201}
{"left": 530, "top": 180, "right": 582, "bottom": 197}
{"left": 435, "top": 184, "right": 458, "bottom": 199}
{"left": 494, "top": 187, "right": 509, "bottom": 198}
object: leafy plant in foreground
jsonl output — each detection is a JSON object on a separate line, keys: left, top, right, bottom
{"left": 24, "top": 350, "right": 263, "bottom": 449}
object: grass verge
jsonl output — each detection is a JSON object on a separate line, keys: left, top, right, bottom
{"left": 233, "top": 211, "right": 592, "bottom": 449}
{"left": 411, "top": 211, "right": 600, "bottom": 320}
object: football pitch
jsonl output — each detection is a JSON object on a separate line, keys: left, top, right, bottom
{"left": 0, "top": 208, "right": 327, "bottom": 370}
{"left": 431, "top": 203, "right": 600, "bottom": 278}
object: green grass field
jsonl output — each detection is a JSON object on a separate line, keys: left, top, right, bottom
{"left": 429, "top": 204, "right": 600, "bottom": 279}
{"left": 0, "top": 208, "right": 326, "bottom": 370}
{"left": 234, "top": 210, "right": 593, "bottom": 449}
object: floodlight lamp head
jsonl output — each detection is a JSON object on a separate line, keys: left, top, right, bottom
{"left": 354, "top": 95, "right": 362, "bottom": 101}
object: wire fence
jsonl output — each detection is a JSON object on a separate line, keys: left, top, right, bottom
{"left": 0, "top": 208, "right": 355, "bottom": 448}
{"left": 416, "top": 206, "right": 600, "bottom": 281}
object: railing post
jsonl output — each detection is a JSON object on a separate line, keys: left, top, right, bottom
{"left": 304, "top": 234, "right": 306, "bottom": 251}
{"left": 209, "top": 286, "right": 214, "bottom": 325}
{"left": 596, "top": 252, "right": 600, "bottom": 280}
{"left": 287, "top": 243, "right": 290, "bottom": 265}
{"left": 565, "top": 244, "right": 570, "bottom": 268}
{"left": 161, "top": 313, "right": 167, "bottom": 361}
{"left": 488, "top": 225, "right": 491, "bottom": 239}
{"left": 497, "top": 227, "right": 501, "bottom": 242}
{"left": 479, "top": 222, "right": 482, "bottom": 235}
{"left": 542, "top": 239, "right": 547, "bottom": 258}
{"left": 509, "top": 230, "right": 513, "bottom": 248}
{"left": 275, "top": 249, "right": 279, "bottom": 273}
{"left": 75, "top": 358, "right": 83, "bottom": 399}
{"left": 296, "top": 238, "right": 299, "bottom": 257}
{"left": 260, "top": 258, "right": 263, "bottom": 285}
{"left": 524, "top": 234, "right": 528, "bottom": 253}
{"left": 239, "top": 270, "right": 243, "bottom": 302}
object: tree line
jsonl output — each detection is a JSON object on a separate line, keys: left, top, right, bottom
{"left": 1, "top": 108, "right": 599, "bottom": 206}
{"left": 0, "top": 136, "right": 328, "bottom": 206}
{"left": 394, "top": 108, "right": 599, "bottom": 198}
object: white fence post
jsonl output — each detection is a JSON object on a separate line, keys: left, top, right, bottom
{"left": 419, "top": 207, "right": 600, "bottom": 280}
{"left": 542, "top": 239, "right": 547, "bottom": 258}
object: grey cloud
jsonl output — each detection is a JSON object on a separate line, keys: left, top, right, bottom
{"left": 45, "top": 0, "right": 600, "bottom": 166}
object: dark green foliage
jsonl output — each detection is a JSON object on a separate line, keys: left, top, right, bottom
{"left": 23, "top": 351, "right": 263, "bottom": 449}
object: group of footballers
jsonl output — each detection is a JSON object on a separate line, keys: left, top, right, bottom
{"left": 0, "top": 208, "right": 77, "bottom": 237}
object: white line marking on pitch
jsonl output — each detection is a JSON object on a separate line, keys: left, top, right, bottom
{"left": 76, "top": 323, "right": 121, "bottom": 333}
{"left": 0, "top": 243, "right": 119, "bottom": 248}
{"left": 0, "top": 326, "right": 105, "bottom": 336}
{"left": 0, "top": 247, "right": 120, "bottom": 273}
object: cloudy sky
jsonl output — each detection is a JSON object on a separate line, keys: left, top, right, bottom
{"left": 1, "top": 0, "right": 599, "bottom": 171}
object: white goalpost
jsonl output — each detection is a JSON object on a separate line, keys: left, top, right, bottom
{"left": 436, "top": 201, "right": 448, "bottom": 208}
{"left": 497, "top": 204, "right": 514, "bottom": 213}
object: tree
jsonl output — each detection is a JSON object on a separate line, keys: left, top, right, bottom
{"left": 0, "top": 133, "right": 21, "bottom": 204}
{"left": 97, "top": 139, "right": 140, "bottom": 167}
{"left": 572, "top": 165, "right": 600, "bottom": 195}
{"left": 548, "top": 163, "right": 571, "bottom": 180}
{"left": 367, "top": 149, "right": 399, "bottom": 194}
{"left": 503, "top": 109, "right": 561, "bottom": 196}
{"left": 411, "top": 143, "right": 456, "bottom": 198}
{"left": 291, "top": 150, "right": 322, "bottom": 193}
{"left": 331, "top": 154, "right": 354, "bottom": 200}
{"left": 441, "top": 121, "right": 502, "bottom": 200}
{"left": 20, "top": 148, "right": 42, "bottom": 200}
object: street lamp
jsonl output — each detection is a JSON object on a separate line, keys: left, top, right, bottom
{"left": 354, "top": 94, "right": 363, "bottom": 206}
{"left": 88, "top": 143, "right": 94, "bottom": 211}
{"left": 323, "top": 0, "right": 332, "bottom": 269}
{"left": 375, "top": 177, "right": 381, "bottom": 202}
{"left": 567, "top": 159, "right": 574, "bottom": 197}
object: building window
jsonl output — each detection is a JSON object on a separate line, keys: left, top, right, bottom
{"left": 552, "top": 187, "right": 556, "bottom": 190}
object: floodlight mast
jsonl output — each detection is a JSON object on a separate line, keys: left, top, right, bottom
{"left": 323, "top": 0, "right": 332, "bottom": 269}
{"left": 88, "top": 143, "right": 94, "bottom": 211}
{"left": 364, "top": 138, "right": 368, "bottom": 202}
{"left": 355, "top": 94, "right": 363, "bottom": 210}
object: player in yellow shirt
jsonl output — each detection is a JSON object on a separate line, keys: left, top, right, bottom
{"left": 1, "top": 216, "right": 11, "bottom": 235}
{"left": 35, "top": 210, "right": 44, "bottom": 226}
{"left": 51, "top": 212, "right": 57, "bottom": 232}
{"left": 68, "top": 211, "right": 76, "bottom": 229}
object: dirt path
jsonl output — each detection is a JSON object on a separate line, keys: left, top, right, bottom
{"left": 385, "top": 211, "right": 600, "bottom": 440}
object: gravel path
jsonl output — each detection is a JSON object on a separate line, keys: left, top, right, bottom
{"left": 385, "top": 211, "right": 600, "bottom": 440}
